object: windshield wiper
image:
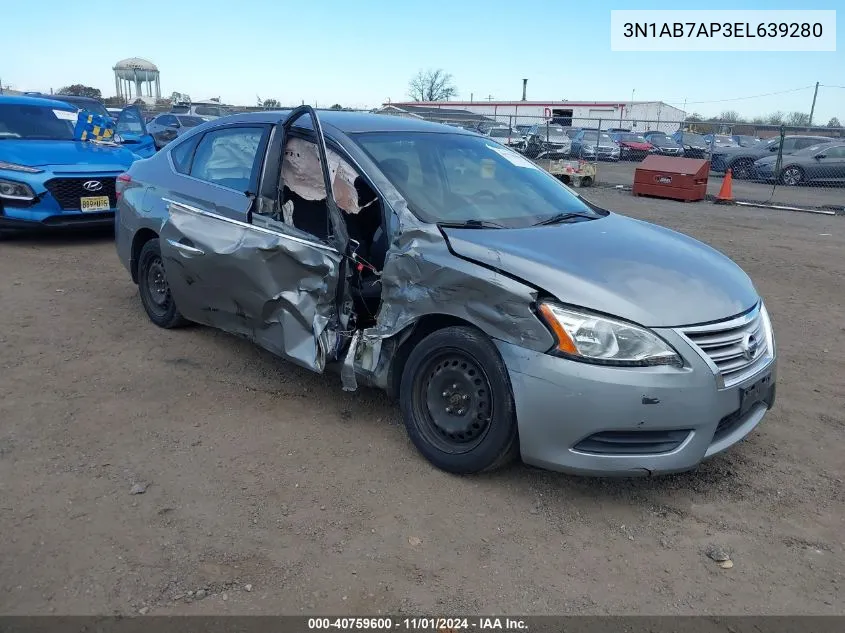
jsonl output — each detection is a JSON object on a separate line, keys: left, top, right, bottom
{"left": 532, "top": 212, "right": 596, "bottom": 226}
{"left": 438, "top": 219, "right": 507, "bottom": 229}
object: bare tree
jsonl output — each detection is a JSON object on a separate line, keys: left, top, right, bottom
{"left": 718, "top": 110, "right": 742, "bottom": 123}
{"left": 408, "top": 69, "right": 457, "bottom": 101}
{"left": 785, "top": 111, "right": 810, "bottom": 126}
{"left": 750, "top": 116, "right": 766, "bottom": 124}
{"left": 766, "top": 111, "right": 785, "bottom": 125}
{"left": 826, "top": 117, "right": 841, "bottom": 127}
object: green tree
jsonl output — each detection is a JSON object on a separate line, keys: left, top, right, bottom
{"left": 58, "top": 84, "right": 101, "bottom": 99}
{"left": 262, "top": 98, "right": 280, "bottom": 108}
{"left": 827, "top": 117, "right": 841, "bottom": 128}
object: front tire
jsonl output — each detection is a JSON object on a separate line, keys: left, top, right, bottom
{"left": 137, "top": 238, "right": 188, "bottom": 329}
{"left": 779, "top": 165, "right": 805, "bottom": 186}
{"left": 399, "top": 326, "right": 518, "bottom": 474}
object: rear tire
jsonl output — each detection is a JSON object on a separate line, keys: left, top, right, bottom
{"left": 399, "top": 326, "right": 518, "bottom": 474}
{"left": 137, "top": 238, "right": 188, "bottom": 329}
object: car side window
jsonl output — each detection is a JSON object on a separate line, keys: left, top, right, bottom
{"left": 159, "top": 115, "right": 177, "bottom": 126}
{"left": 189, "top": 127, "right": 265, "bottom": 191}
{"left": 170, "top": 134, "right": 201, "bottom": 174}
{"left": 780, "top": 139, "right": 798, "bottom": 152}
{"left": 797, "top": 138, "right": 820, "bottom": 150}
{"left": 824, "top": 146, "right": 845, "bottom": 158}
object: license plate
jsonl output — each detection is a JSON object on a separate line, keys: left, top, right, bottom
{"left": 739, "top": 373, "right": 773, "bottom": 415}
{"left": 80, "top": 196, "right": 111, "bottom": 212}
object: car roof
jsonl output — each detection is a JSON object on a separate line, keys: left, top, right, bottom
{"left": 209, "top": 110, "right": 478, "bottom": 135}
{"left": 0, "top": 94, "right": 77, "bottom": 110}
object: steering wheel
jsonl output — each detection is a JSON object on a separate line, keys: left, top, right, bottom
{"left": 473, "top": 190, "right": 497, "bottom": 202}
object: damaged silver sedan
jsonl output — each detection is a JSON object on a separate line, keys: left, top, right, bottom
{"left": 115, "top": 107, "right": 777, "bottom": 476}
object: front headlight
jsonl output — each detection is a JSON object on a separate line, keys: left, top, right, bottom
{"left": 0, "top": 179, "right": 37, "bottom": 201}
{"left": 684, "top": 145, "right": 692, "bottom": 150}
{"left": 0, "top": 161, "right": 43, "bottom": 174}
{"left": 538, "top": 303, "right": 682, "bottom": 367}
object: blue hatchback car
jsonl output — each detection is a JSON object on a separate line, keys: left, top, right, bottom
{"left": 0, "top": 94, "right": 145, "bottom": 233}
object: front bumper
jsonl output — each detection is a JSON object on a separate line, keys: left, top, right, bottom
{"left": 0, "top": 202, "right": 116, "bottom": 231}
{"left": 496, "top": 330, "right": 776, "bottom": 476}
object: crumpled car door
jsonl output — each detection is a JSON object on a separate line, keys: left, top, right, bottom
{"left": 160, "top": 106, "right": 348, "bottom": 373}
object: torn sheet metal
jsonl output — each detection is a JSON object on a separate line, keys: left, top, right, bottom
{"left": 282, "top": 137, "right": 360, "bottom": 214}
{"left": 356, "top": 205, "right": 555, "bottom": 390}
{"left": 160, "top": 201, "right": 343, "bottom": 373}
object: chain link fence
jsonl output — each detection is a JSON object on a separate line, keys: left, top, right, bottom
{"left": 373, "top": 107, "right": 845, "bottom": 211}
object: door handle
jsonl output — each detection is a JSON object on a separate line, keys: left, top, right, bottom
{"left": 167, "top": 239, "right": 205, "bottom": 256}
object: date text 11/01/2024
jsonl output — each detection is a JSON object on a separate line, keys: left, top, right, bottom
{"left": 622, "top": 22, "right": 823, "bottom": 38}
{"left": 307, "top": 618, "right": 528, "bottom": 630}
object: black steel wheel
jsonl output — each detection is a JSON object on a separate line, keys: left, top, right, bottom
{"left": 400, "top": 326, "right": 518, "bottom": 474}
{"left": 137, "top": 238, "right": 188, "bottom": 329}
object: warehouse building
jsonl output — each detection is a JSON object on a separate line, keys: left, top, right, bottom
{"left": 382, "top": 100, "right": 687, "bottom": 131}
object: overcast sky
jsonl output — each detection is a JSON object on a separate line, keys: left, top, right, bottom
{"left": 3, "top": 0, "right": 843, "bottom": 121}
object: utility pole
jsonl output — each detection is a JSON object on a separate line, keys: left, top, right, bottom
{"left": 808, "top": 81, "right": 819, "bottom": 127}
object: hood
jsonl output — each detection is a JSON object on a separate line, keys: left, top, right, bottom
{"left": 442, "top": 213, "right": 758, "bottom": 327}
{"left": 0, "top": 139, "right": 138, "bottom": 170}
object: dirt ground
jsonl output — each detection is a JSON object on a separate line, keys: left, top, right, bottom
{"left": 1, "top": 189, "right": 843, "bottom": 616}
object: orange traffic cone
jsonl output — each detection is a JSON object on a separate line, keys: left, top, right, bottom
{"left": 715, "top": 168, "right": 735, "bottom": 204}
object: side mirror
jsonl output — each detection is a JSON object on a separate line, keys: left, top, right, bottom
{"left": 815, "top": 154, "right": 826, "bottom": 160}
{"left": 769, "top": 146, "right": 778, "bottom": 152}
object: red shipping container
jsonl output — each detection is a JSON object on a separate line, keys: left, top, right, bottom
{"left": 632, "top": 156, "right": 710, "bottom": 202}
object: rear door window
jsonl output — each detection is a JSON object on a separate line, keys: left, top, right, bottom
{"left": 189, "top": 126, "right": 266, "bottom": 191}
{"left": 170, "top": 135, "right": 201, "bottom": 174}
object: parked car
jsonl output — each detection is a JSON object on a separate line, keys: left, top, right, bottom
{"left": 703, "top": 134, "right": 739, "bottom": 150}
{"left": 523, "top": 124, "right": 572, "bottom": 158}
{"left": 0, "top": 95, "right": 143, "bottom": 234}
{"left": 608, "top": 132, "right": 655, "bottom": 161}
{"left": 710, "top": 135, "right": 833, "bottom": 179}
{"left": 642, "top": 131, "right": 684, "bottom": 156}
{"left": 671, "top": 131, "right": 709, "bottom": 158}
{"left": 732, "top": 135, "right": 763, "bottom": 147}
{"left": 170, "top": 102, "right": 234, "bottom": 121}
{"left": 24, "top": 93, "right": 156, "bottom": 158}
{"left": 483, "top": 125, "right": 524, "bottom": 149}
{"left": 146, "top": 114, "right": 207, "bottom": 149}
{"left": 570, "top": 129, "right": 620, "bottom": 161}
{"left": 514, "top": 124, "right": 534, "bottom": 137}
{"left": 115, "top": 107, "right": 777, "bottom": 476}
{"left": 752, "top": 141, "right": 845, "bottom": 185}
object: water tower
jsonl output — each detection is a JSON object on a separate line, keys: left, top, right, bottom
{"left": 113, "top": 57, "right": 160, "bottom": 102}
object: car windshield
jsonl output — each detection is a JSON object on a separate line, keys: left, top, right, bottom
{"left": 0, "top": 103, "right": 76, "bottom": 140}
{"left": 354, "top": 131, "right": 600, "bottom": 228}
{"left": 171, "top": 105, "right": 190, "bottom": 114}
{"left": 178, "top": 116, "right": 205, "bottom": 127}
{"left": 620, "top": 133, "right": 647, "bottom": 142}
{"left": 683, "top": 133, "right": 707, "bottom": 144}
{"left": 582, "top": 131, "right": 613, "bottom": 143}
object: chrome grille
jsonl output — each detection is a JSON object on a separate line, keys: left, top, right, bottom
{"left": 679, "top": 304, "right": 773, "bottom": 388}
